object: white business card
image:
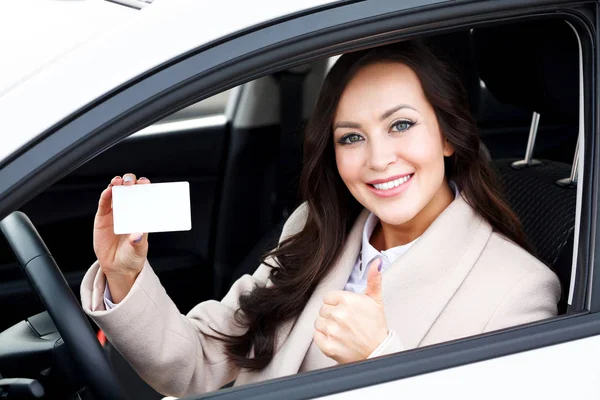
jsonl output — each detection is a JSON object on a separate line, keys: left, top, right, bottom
{"left": 112, "top": 182, "right": 192, "bottom": 234}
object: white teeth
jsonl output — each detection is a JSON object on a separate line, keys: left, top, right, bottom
{"left": 372, "top": 175, "right": 411, "bottom": 190}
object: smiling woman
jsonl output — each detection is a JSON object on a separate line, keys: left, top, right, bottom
{"left": 333, "top": 62, "right": 455, "bottom": 235}
{"left": 78, "top": 39, "right": 561, "bottom": 398}
{"left": 328, "top": 42, "right": 530, "bottom": 246}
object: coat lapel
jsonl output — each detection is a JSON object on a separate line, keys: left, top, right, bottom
{"left": 235, "top": 209, "right": 370, "bottom": 385}
{"left": 381, "top": 195, "right": 492, "bottom": 349}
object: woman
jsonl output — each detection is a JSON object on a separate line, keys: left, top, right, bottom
{"left": 81, "top": 41, "right": 560, "bottom": 398}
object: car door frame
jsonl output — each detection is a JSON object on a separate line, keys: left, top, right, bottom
{"left": 0, "top": 0, "right": 597, "bottom": 399}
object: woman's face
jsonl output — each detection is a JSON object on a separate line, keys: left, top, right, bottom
{"left": 333, "top": 61, "right": 454, "bottom": 227}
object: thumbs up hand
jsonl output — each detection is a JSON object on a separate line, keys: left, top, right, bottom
{"left": 314, "top": 258, "right": 389, "bottom": 364}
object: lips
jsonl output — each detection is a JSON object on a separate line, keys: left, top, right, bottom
{"left": 366, "top": 173, "right": 414, "bottom": 198}
{"left": 367, "top": 173, "right": 414, "bottom": 189}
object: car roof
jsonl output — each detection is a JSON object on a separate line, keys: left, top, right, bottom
{"left": 0, "top": 0, "right": 334, "bottom": 164}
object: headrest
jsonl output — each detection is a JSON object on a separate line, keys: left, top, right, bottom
{"left": 426, "top": 31, "right": 481, "bottom": 115}
{"left": 472, "top": 20, "right": 579, "bottom": 121}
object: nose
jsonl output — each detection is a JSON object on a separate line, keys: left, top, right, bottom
{"left": 367, "top": 136, "right": 398, "bottom": 171}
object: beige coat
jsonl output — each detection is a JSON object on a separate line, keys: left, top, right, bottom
{"left": 81, "top": 195, "right": 560, "bottom": 398}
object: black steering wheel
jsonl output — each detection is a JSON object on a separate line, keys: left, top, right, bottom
{"left": 0, "top": 211, "right": 128, "bottom": 400}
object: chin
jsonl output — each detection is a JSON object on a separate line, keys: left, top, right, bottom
{"left": 375, "top": 208, "right": 420, "bottom": 226}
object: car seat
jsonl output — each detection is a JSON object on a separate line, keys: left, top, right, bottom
{"left": 472, "top": 19, "right": 581, "bottom": 314}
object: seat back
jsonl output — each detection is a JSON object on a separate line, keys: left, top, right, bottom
{"left": 493, "top": 159, "right": 575, "bottom": 286}
{"left": 212, "top": 61, "right": 328, "bottom": 298}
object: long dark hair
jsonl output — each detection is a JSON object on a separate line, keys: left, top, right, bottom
{"left": 217, "top": 40, "right": 530, "bottom": 370}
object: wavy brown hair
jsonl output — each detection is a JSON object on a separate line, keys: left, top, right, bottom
{"left": 216, "top": 40, "right": 530, "bottom": 370}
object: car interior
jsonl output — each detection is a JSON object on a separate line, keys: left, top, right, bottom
{"left": 0, "top": 17, "right": 582, "bottom": 399}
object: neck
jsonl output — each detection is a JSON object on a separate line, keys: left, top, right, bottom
{"left": 370, "top": 180, "right": 455, "bottom": 251}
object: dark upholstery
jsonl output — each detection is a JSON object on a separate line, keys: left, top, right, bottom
{"left": 426, "top": 31, "right": 481, "bottom": 116}
{"left": 473, "top": 20, "right": 579, "bottom": 121}
{"left": 494, "top": 159, "right": 576, "bottom": 268}
{"left": 494, "top": 158, "right": 576, "bottom": 314}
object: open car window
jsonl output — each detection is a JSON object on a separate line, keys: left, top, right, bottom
{"left": 0, "top": 1, "right": 597, "bottom": 399}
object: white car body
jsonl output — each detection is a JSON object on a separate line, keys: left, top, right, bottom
{"left": 0, "top": 0, "right": 335, "bottom": 162}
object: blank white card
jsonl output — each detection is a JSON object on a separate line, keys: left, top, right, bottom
{"left": 112, "top": 182, "right": 192, "bottom": 234}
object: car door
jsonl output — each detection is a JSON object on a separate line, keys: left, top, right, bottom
{"left": 0, "top": 0, "right": 598, "bottom": 399}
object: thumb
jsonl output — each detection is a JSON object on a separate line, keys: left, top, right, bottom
{"left": 364, "top": 257, "right": 383, "bottom": 303}
{"left": 128, "top": 232, "right": 148, "bottom": 252}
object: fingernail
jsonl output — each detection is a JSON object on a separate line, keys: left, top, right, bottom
{"left": 113, "top": 176, "right": 121, "bottom": 180}
{"left": 108, "top": 183, "right": 113, "bottom": 188}
{"left": 139, "top": 177, "right": 148, "bottom": 181}
{"left": 373, "top": 257, "right": 383, "bottom": 272}
{"left": 124, "top": 176, "right": 134, "bottom": 182}
{"left": 370, "top": 256, "right": 383, "bottom": 272}
{"left": 134, "top": 234, "right": 143, "bottom": 243}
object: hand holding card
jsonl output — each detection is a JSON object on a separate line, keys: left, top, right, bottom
{"left": 92, "top": 174, "right": 191, "bottom": 304}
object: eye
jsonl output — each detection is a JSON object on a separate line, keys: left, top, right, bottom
{"left": 338, "top": 133, "right": 364, "bottom": 145}
{"left": 391, "top": 120, "right": 415, "bottom": 132}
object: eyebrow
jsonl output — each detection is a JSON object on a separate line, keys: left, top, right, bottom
{"left": 380, "top": 104, "right": 417, "bottom": 120}
{"left": 333, "top": 104, "right": 418, "bottom": 131}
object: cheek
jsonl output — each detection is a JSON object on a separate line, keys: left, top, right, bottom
{"left": 404, "top": 128, "right": 446, "bottom": 170}
{"left": 335, "top": 149, "right": 363, "bottom": 184}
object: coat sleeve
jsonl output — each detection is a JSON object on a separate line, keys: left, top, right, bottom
{"left": 367, "top": 330, "right": 405, "bottom": 358}
{"left": 482, "top": 266, "right": 561, "bottom": 333}
{"left": 80, "top": 204, "right": 308, "bottom": 398}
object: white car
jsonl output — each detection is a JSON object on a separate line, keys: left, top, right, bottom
{"left": 0, "top": 0, "right": 596, "bottom": 399}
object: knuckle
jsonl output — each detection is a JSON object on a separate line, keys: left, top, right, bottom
{"left": 315, "top": 317, "right": 326, "bottom": 332}
{"left": 327, "top": 321, "right": 340, "bottom": 338}
{"left": 334, "top": 309, "right": 348, "bottom": 322}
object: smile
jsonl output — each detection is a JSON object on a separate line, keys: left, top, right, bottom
{"left": 368, "top": 174, "right": 414, "bottom": 190}
{"left": 366, "top": 173, "right": 414, "bottom": 198}
{"left": 370, "top": 175, "right": 412, "bottom": 190}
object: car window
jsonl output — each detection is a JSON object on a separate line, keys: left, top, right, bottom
{"left": 160, "top": 90, "right": 231, "bottom": 123}
{"left": 0, "top": 2, "right": 594, "bottom": 399}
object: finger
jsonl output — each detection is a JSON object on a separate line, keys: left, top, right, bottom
{"left": 96, "top": 184, "right": 114, "bottom": 218}
{"left": 313, "top": 330, "right": 340, "bottom": 361}
{"left": 110, "top": 175, "right": 123, "bottom": 186}
{"left": 129, "top": 232, "right": 148, "bottom": 247}
{"left": 319, "top": 304, "right": 337, "bottom": 319}
{"left": 122, "top": 173, "right": 137, "bottom": 186}
{"left": 137, "top": 177, "right": 151, "bottom": 185}
{"left": 364, "top": 257, "right": 383, "bottom": 303}
{"left": 323, "top": 290, "right": 346, "bottom": 306}
{"left": 313, "top": 330, "right": 329, "bottom": 354}
{"left": 314, "top": 316, "right": 328, "bottom": 334}
{"left": 316, "top": 316, "right": 342, "bottom": 340}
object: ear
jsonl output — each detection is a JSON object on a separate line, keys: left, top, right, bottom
{"left": 443, "top": 137, "right": 455, "bottom": 157}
